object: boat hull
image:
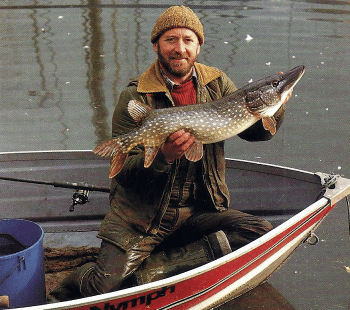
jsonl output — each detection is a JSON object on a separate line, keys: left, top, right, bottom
{"left": 0, "top": 151, "right": 349, "bottom": 310}
{"left": 41, "top": 201, "right": 332, "bottom": 310}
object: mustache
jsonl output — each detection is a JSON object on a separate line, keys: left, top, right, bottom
{"left": 170, "top": 53, "right": 189, "bottom": 60}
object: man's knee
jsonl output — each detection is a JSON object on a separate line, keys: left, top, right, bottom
{"left": 223, "top": 210, "right": 272, "bottom": 233}
{"left": 81, "top": 265, "right": 126, "bottom": 295}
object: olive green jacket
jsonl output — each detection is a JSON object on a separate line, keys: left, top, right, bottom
{"left": 97, "top": 61, "right": 284, "bottom": 251}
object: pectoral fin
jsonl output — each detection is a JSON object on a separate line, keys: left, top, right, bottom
{"left": 127, "top": 100, "right": 153, "bottom": 124}
{"left": 185, "top": 140, "right": 203, "bottom": 162}
{"left": 262, "top": 117, "right": 277, "bottom": 135}
{"left": 144, "top": 145, "right": 160, "bottom": 168}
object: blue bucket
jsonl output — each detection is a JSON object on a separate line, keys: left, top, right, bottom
{"left": 0, "top": 219, "right": 45, "bottom": 308}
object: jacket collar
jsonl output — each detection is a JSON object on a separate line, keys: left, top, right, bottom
{"left": 137, "top": 60, "right": 223, "bottom": 94}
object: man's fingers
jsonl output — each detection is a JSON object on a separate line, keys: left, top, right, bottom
{"left": 173, "top": 132, "right": 193, "bottom": 147}
{"left": 167, "top": 129, "right": 186, "bottom": 142}
{"left": 161, "top": 130, "right": 196, "bottom": 162}
{"left": 181, "top": 135, "right": 196, "bottom": 150}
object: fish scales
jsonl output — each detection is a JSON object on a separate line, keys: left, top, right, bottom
{"left": 93, "top": 66, "right": 305, "bottom": 177}
{"left": 133, "top": 98, "right": 255, "bottom": 145}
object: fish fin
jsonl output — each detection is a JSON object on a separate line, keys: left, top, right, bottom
{"left": 109, "top": 152, "right": 128, "bottom": 178}
{"left": 262, "top": 117, "right": 277, "bottom": 135}
{"left": 144, "top": 145, "right": 160, "bottom": 168}
{"left": 93, "top": 139, "right": 128, "bottom": 178}
{"left": 127, "top": 100, "right": 153, "bottom": 123}
{"left": 93, "top": 139, "right": 120, "bottom": 157}
{"left": 185, "top": 140, "right": 203, "bottom": 162}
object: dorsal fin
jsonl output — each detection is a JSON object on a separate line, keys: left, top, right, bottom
{"left": 262, "top": 116, "right": 277, "bottom": 135}
{"left": 127, "top": 100, "right": 153, "bottom": 123}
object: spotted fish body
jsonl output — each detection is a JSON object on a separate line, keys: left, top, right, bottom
{"left": 94, "top": 66, "right": 305, "bottom": 177}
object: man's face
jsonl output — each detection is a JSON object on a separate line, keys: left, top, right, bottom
{"left": 153, "top": 28, "right": 201, "bottom": 80}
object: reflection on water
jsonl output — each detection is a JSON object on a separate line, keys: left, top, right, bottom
{"left": 83, "top": 0, "right": 109, "bottom": 142}
{"left": 1, "top": 1, "right": 350, "bottom": 309}
{"left": 28, "top": 3, "right": 67, "bottom": 148}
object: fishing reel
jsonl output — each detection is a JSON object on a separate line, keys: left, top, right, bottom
{"left": 69, "top": 183, "right": 90, "bottom": 212}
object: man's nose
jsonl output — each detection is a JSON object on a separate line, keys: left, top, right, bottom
{"left": 174, "top": 40, "right": 186, "bottom": 53}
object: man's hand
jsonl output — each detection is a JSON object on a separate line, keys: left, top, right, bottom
{"left": 161, "top": 130, "right": 196, "bottom": 163}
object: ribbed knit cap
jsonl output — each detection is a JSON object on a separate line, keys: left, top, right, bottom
{"left": 151, "top": 6, "right": 204, "bottom": 45}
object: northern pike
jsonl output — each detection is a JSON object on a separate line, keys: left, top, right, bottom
{"left": 93, "top": 65, "right": 305, "bottom": 178}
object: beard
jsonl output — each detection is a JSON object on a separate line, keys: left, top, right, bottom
{"left": 157, "top": 47, "right": 197, "bottom": 78}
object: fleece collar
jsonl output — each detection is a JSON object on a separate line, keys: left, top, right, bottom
{"left": 137, "top": 60, "right": 223, "bottom": 94}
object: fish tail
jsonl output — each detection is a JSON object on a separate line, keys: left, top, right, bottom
{"left": 93, "top": 138, "right": 120, "bottom": 157}
{"left": 93, "top": 138, "right": 128, "bottom": 178}
{"left": 109, "top": 152, "right": 128, "bottom": 178}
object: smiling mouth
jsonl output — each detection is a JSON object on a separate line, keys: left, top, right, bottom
{"left": 170, "top": 53, "right": 189, "bottom": 60}
{"left": 172, "top": 58, "right": 187, "bottom": 62}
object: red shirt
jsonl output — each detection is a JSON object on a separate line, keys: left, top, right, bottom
{"left": 171, "top": 78, "right": 196, "bottom": 107}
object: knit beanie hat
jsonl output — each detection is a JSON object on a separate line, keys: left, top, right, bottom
{"left": 151, "top": 6, "right": 204, "bottom": 45}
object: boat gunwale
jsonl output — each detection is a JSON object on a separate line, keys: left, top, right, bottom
{"left": 0, "top": 150, "right": 100, "bottom": 162}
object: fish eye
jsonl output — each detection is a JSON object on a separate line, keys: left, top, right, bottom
{"left": 272, "top": 80, "right": 279, "bottom": 87}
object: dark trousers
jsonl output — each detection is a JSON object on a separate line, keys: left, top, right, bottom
{"left": 79, "top": 208, "right": 272, "bottom": 297}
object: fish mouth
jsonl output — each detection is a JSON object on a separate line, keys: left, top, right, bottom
{"left": 279, "top": 65, "right": 305, "bottom": 93}
{"left": 278, "top": 65, "right": 305, "bottom": 105}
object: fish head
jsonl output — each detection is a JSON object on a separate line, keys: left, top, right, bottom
{"left": 245, "top": 65, "right": 305, "bottom": 117}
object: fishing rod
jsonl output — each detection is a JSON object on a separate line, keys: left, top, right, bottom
{"left": 0, "top": 176, "right": 110, "bottom": 212}
{"left": 0, "top": 176, "right": 110, "bottom": 192}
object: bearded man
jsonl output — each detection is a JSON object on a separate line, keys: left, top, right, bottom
{"left": 48, "top": 6, "right": 286, "bottom": 301}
